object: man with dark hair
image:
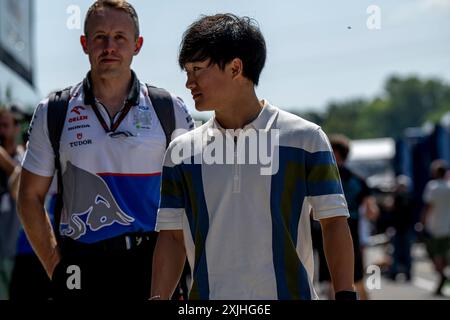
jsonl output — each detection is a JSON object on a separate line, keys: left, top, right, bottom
{"left": 422, "top": 159, "right": 450, "bottom": 296}
{"left": 17, "top": 0, "right": 193, "bottom": 299}
{"left": 150, "top": 14, "right": 356, "bottom": 300}
{"left": 326, "top": 134, "right": 379, "bottom": 300}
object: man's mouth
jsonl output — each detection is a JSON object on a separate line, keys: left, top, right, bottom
{"left": 192, "top": 93, "right": 202, "bottom": 100}
{"left": 100, "top": 58, "right": 120, "bottom": 64}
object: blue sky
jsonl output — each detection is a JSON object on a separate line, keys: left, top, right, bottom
{"left": 3, "top": 0, "right": 450, "bottom": 117}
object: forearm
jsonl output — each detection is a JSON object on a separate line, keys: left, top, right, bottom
{"left": 17, "top": 194, "right": 60, "bottom": 278}
{"left": 321, "top": 217, "right": 355, "bottom": 292}
{"left": 421, "top": 204, "right": 431, "bottom": 225}
{"left": 364, "top": 196, "right": 379, "bottom": 221}
{"left": 8, "top": 165, "right": 21, "bottom": 201}
{"left": 151, "top": 230, "right": 186, "bottom": 299}
{"left": 0, "top": 147, "right": 16, "bottom": 176}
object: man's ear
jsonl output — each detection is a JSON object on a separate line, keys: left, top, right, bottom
{"left": 134, "top": 36, "right": 144, "bottom": 55}
{"left": 229, "top": 58, "right": 243, "bottom": 79}
{"left": 80, "top": 35, "right": 88, "bottom": 54}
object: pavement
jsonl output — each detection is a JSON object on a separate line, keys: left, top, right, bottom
{"left": 366, "top": 242, "right": 450, "bottom": 300}
{"left": 314, "top": 241, "right": 450, "bottom": 300}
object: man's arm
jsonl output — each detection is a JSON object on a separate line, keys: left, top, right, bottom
{"left": 363, "top": 195, "right": 379, "bottom": 221}
{"left": 421, "top": 203, "right": 432, "bottom": 225}
{"left": 151, "top": 230, "right": 186, "bottom": 299}
{"left": 17, "top": 168, "right": 59, "bottom": 278}
{"left": 320, "top": 216, "right": 355, "bottom": 293}
{"left": 0, "top": 146, "right": 21, "bottom": 200}
{"left": 0, "top": 146, "right": 16, "bottom": 176}
{"left": 7, "top": 165, "right": 21, "bottom": 201}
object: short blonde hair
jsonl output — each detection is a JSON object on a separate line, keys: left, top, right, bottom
{"left": 84, "top": 0, "right": 140, "bottom": 40}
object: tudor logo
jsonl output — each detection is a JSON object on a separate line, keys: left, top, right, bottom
{"left": 77, "top": 133, "right": 83, "bottom": 140}
{"left": 70, "top": 139, "right": 92, "bottom": 148}
{"left": 71, "top": 106, "right": 86, "bottom": 115}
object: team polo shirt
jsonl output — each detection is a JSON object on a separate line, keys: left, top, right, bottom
{"left": 156, "top": 102, "right": 349, "bottom": 300}
{"left": 22, "top": 71, "right": 194, "bottom": 243}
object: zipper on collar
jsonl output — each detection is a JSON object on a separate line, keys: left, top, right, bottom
{"left": 233, "top": 135, "right": 241, "bottom": 193}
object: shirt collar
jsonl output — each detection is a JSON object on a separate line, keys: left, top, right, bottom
{"left": 211, "top": 100, "right": 278, "bottom": 132}
{"left": 82, "top": 70, "right": 141, "bottom": 106}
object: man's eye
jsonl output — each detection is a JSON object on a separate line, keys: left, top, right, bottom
{"left": 193, "top": 66, "right": 201, "bottom": 71}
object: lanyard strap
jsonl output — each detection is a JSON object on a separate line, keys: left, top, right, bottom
{"left": 90, "top": 100, "right": 133, "bottom": 133}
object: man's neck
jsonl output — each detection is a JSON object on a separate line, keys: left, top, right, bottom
{"left": 91, "top": 70, "right": 132, "bottom": 116}
{"left": 214, "top": 90, "right": 263, "bottom": 130}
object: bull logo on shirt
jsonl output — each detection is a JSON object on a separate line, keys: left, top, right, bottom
{"left": 61, "top": 162, "right": 134, "bottom": 240}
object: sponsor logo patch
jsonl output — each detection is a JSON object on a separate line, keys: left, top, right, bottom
{"left": 70, "top": 106, "right": 86, "bottom": 115}
{"left": 138, "top": 105, "right": 149, "bottom": 111}
{"left": 68, "top": 124, "right": 90, "bottom": 131}
{"left": 70, "top": 139, "right": 92, "bottom": 148}
{"left": 133, "top": 106, "right": 152, "bottom": 129}
{"left": 68, "top": 115, "right": 88, "bottom": 123}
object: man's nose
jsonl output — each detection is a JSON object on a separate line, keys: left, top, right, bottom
{"left": 103, "top": 36, "right": 117, "bottom": 53}
{"left": 185, "top": 74, "right": 196, "bottom": 90}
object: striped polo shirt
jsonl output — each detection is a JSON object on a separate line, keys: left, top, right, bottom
{"left": 156, "top": 101, "right": 349, "bottom": 300}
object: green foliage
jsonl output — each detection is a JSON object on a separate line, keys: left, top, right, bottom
{"left": 298, "top": 75, "right": 450, "bottom": 139}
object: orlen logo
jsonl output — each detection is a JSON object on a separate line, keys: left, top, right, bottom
{"left": 71, "top": 106, "right": 85, "bottom": 115}
{"left": 69, "top": 115, "right": 88, "bottom": 123}
{"left": 68, "top": 106, "right": 88, "bottom": 123}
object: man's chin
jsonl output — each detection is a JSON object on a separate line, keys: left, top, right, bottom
{"left": 95, "top": 67, "right": 123, "bottom": 78}
{"left": 194, "top": 102, "right": 214, "bottom": 112}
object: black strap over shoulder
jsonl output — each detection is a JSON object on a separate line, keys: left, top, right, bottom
{"left": 146, "top": 84, "right": 175, "bottom": 148}
{"left": 47, "top": 87, "right": 71, "bottom": 241}
{"left": 48, "top": 88, "right": 71, "bottom": 162}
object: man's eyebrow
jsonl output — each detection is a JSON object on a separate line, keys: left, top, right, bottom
{"left": 91, "top": 30, "right": 106, "bottom": 35}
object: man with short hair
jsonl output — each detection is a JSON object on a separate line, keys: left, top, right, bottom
{"left": 151, "top": 14, "right": 356, "bottom": 300}
{"left": 18, "top": 0, "right": 193, "bottom": 299}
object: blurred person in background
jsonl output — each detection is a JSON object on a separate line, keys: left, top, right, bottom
{"left": 422, "top": 159, "right": 450, "bottom": 296}
{"left": 327, "top": 134, "right": 379, "bottom": 300}
{"left": 388, "top": 175, "right": 415, "bottom": 281}
{"left": 0, "top": 107, "right": 25, "bottom": 299}
{"left": 8, "top": 122, "right": 53, "bottom": 301}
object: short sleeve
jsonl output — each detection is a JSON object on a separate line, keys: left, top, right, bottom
{"left": 305, "top": 128, "right": 350, "bottom": 220}
{"left": 21, "top": 99, "right": 56, "bottom": 177}
{"left": 155, "top": 141, "right": 186, "bottom": 231}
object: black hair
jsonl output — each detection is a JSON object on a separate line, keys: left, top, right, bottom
{"left": 178, "top": 13, "right": 266, "bottom": 85}
{"left": 329, "top": 134, "right": 351, "bottom": 161}
{"left": 431, "top": 159, "right": 448, "bottom": 179}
